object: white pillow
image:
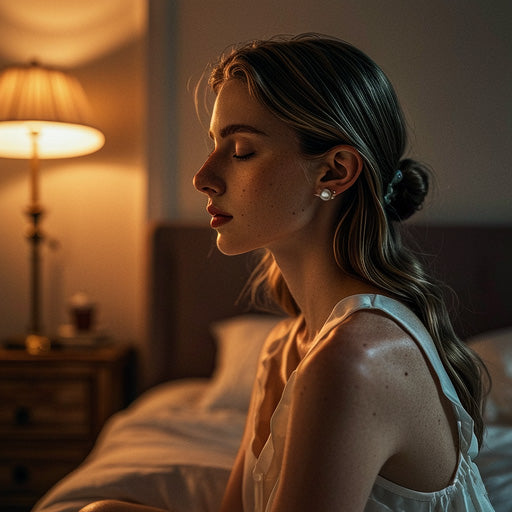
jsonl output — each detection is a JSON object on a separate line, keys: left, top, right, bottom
{"left": 468, "top": 327, "right": 512, "bottom": 425}
{"left": 200, "top": 314, "right": 283, "bottom": 411}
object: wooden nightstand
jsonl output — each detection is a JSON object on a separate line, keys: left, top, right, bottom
{"left": 0, "top": 344, "right": 135, "bottom": 512}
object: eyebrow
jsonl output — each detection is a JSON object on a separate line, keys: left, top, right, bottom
{"left": 210, "top": 124, "right": 269, "bottom": 139}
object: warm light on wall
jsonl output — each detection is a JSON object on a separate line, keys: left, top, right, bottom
{"left": 0, "top": 61, "right": 104, "bottom": 352}
{"left": 0, "top": 0, "right": 147, "bottom": 68}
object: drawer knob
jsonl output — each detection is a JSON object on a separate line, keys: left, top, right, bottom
{"left": 14, "top": 406, "right": 32, "bottom": 426}
{"left": 12, "top": 464, "right": 30, "bottom": 485}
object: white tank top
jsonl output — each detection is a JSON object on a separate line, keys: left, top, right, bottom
{"left": 242, "top": 294, "right": 494, "bottom": 511}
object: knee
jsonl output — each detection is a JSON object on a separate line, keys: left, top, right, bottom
{"left": 79, "top": 500, "right": 127, "bottom": 512}
{"left": 79, "top": 499, "right": 167, "bottom": 512}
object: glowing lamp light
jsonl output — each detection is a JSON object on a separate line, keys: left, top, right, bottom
{"left": 0, "top": 62, "right": 104, "bottom": 158}
{"left": 0, "top": 121, "right": 104, "bottom": 158}
{"left": 0, "top": 61, "right": 104, "bottom": 351}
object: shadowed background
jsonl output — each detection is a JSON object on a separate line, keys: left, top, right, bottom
{"left": 0, "top": 0, "right": 510, "bottom": 346}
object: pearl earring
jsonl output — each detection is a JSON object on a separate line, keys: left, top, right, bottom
{"left": 315, "top": 188, "right": 336, "bottom": 201}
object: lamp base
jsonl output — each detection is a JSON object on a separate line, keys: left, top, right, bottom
{"left": 25, "top": 334, "right": 51, "bottom": 355}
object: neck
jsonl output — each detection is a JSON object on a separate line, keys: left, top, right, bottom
{"left": 270, "top": 231, "right": 380, "bottom": 349}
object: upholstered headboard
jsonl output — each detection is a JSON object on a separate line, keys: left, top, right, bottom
{"left": 141, "top": 222, "right": 512, "bottom": 389}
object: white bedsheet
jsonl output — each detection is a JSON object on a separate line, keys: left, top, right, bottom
{"left": 33, "top": 380, "right": 246, "bottom": 512}
{"left": 33, "top": 379, "right": 512, "bottom": 512}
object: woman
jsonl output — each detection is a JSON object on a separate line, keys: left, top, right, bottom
{"left": 82, "top": 34, "right": 493, "bottom": 512}
{"left": 193, "top": 34, "right": 493, "bottom": 511}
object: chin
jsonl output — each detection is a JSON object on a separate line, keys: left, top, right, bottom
{"left": 215, "top": 233, "right": 257, "bottom": 256}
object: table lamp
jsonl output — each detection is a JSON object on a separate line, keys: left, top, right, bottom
{"left": 0, "top": 61, "right": 104, "bottom": 353}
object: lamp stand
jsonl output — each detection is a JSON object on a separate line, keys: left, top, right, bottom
{"left": 0, "top": 62, "right": 105, "bottom": 353}
{"left": 25, "top": 130, "right": 50, "bottom": 354}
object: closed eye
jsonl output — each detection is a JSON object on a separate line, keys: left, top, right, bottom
{"left": 233, "top": 152, "right": 255, "bottom": 161}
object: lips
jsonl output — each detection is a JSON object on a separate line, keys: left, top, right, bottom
{"left": 207, "top": 204, "right": 233, "bottom": 228}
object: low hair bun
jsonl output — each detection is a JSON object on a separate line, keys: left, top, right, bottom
{"left": 386, "top": 158, "right": 430, "bottom": 221}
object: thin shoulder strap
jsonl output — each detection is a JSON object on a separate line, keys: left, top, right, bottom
{"left": 313, "top": 294, "right": 479, "bottom": 457}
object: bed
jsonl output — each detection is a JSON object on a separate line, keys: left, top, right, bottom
{"left": 33, "top": 222, "right": 512, "bottom": 512}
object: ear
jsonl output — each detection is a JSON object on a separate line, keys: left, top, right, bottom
{"left": 315, "top": 145, "right": 363, "bottom": 195}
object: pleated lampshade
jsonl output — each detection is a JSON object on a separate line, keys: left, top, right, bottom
{"left": 0, "top": 62, "right": 104, "bottom": 158}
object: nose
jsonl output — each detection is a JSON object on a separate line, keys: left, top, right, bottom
{"left": 193, "top": 155, "right": 225, "bottom": 196}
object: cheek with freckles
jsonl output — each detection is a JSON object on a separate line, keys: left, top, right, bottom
{"left": 247, "top": 177, "right": 311, "bottom": 235}
{"left": 216, "top": 153, "right": 316, "bottom": 255}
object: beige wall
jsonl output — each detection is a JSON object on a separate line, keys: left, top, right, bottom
{"left": 0, "top": 0, "right": 510, "bottom": 344}
{"left": 172, "top": 0, "right": 512, "bottom": 225}
{"left": 0, "top": 1, "right": 146, "bottom": 342}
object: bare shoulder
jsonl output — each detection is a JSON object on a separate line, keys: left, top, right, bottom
{"left": 275, "top": 311, "right": 426, "bottom": 509}
{"left": 282, "top": 310, "right": 459, "bottom": 499}
{"left": 263, "top": 315, "right": 299, "bottom": 348}
{"left": 297, "top": 310, "right": 433, "bottom": 414}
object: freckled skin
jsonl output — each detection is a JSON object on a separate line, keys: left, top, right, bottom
{"left": 194, "top": 79, "right": 461, "bottom": 512}
{"left": 193, "top": 80, "right": 322, "bottom": 256}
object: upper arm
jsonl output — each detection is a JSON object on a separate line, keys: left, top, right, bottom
{"left": 219, "top": 444, "right": 245, "bottom": 512}
{"left": 220, "top": 319, "right": 292, "bottom": 512}
{"left": 270, "top": 324, "right": 406, "bottom": 512}
{"left": 219, "top": 366, "right": 259, "bottom": 512}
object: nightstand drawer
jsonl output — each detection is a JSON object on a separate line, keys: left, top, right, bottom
{"left": 0, "top": 447, "right": 86, "bottom": 511}
{"left": 0, "top": 344, "right": 134, "bottom": 511}
{"left": 0, "top": 377, "right": 91, "bottom": 437}
{"left": 0, "top": 457, "right": 77, "bottom": 495}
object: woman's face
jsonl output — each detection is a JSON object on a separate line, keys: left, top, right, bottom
{"left": 193, "top": 79, "right": 322, "bottom": 256}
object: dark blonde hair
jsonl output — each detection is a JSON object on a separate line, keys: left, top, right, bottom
{"left": 207, "top": 34, "right": 489, "bottom": 446}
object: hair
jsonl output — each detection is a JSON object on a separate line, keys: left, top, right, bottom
{"left": 205, "top": 33, "right": 489, "bottom": 446}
